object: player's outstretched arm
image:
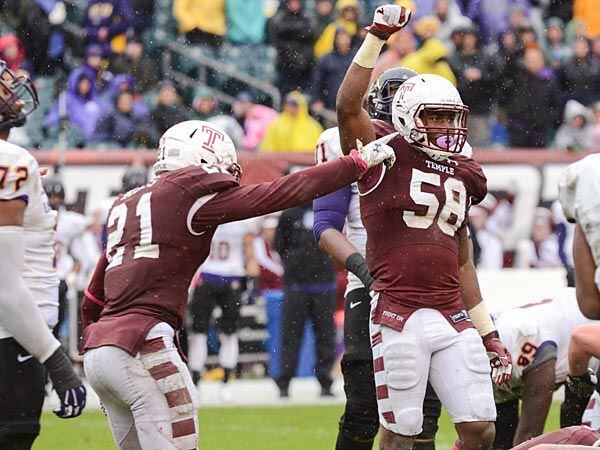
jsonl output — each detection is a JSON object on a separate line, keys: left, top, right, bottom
{"left": 313, "top": 188, "right": 374, "bottom": 290}
{"left": 458, "top": 227, "right": 512, "bottom": 386}
{"left": 336, "top": 4, "right": 410, "bottom": 154}
{"left": 573, "top": 224, "right": 600, "bottom": 319}
{"left": 191, "top": 141, "right": 395, "bottom": 231}
{"left": 514, "top": 358, "right": 557, "bottom": 445}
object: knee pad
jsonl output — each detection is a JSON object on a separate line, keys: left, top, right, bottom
{"left": 467, "top": 389, "right": 496, "bottom": 422}
{"left": 383, "top": 338, "right": 420, "bottom": 391}
{"left": 393, "top": 407, "right": 423, "bottom": 437}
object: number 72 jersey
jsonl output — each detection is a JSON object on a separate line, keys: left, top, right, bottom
{"left": 359, "top": 121, "right": 487, "bottom": 312}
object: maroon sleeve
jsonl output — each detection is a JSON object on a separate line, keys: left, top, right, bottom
{"left": 192, "top": 155, "right": 363, "bottom": 230}
{"left": 468, "top": 160, "right": 487, "bottom": 204}
{"left": 166, "top": 165, "right": 239, "bottom": 198}
{"left": 82, "top": 252, "right": 108, "bottom": 330}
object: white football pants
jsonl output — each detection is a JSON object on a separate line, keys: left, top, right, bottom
{"left": 84, "top": 323, "right": 199, "bottom": 450}
{"left": 370, "top": 301, "right": 496, "bottom": 437}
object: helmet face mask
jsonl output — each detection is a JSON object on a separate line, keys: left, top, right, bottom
{"left": 367, "top": 67, "right": 418, "bottom": 122}
{"left": 0, "top": 61, "right": 39, "bottom": 131}
{"left": 392, "top": 74, "right": 469, "bottom": 159}
{"left": 154, "top": 120, "right": 241, "bottom": 181}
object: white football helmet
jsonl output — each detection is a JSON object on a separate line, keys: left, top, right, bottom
{"left": 153, "top": 120, "right": 240, "bottom": 178}
{"left": 391, "top": 74, "right": 468, "bottom": 160}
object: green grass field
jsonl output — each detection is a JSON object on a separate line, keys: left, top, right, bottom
{"left": 33, "top": 402, "right": 562, "bottom": 450}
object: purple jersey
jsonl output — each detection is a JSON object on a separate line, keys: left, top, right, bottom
{"left": 360, "top": 121, "right": 487, "bottom": 330}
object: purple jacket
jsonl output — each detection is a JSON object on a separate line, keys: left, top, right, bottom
{"left": 84, "top": 0, "right": 132, "bottom": 54}
{"left": 467, "top": 0, "right": 531, "bottom": 44}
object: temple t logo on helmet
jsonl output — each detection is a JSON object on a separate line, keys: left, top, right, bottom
{"left": 391, "top": 74, "right": 468, "bottom": 160}
{"left": 154, "top": 120, "right": 241, "bottom": 180}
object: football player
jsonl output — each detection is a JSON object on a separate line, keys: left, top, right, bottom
{"left": 80, "top": 120, "right": 395, "bottom": 449}
{"left": 314, "top": 67, "right": 464, "bottom": 450}
{"left": 509, "top": 425, "right": 600, "bottom": 450}
{"left": 0, "top": 60, "right": 86, "bottom": 449}
{"left": 559, "top": 154, "right": 600, "bottom": 319}
{"left": 335, "top": 5, "right": 512, "bottom": 450}
{"left": 493, "top": 288, "right": 597, "bottom": 449}
{"left": 187, "top": 217, "right": 258, "bottom": 401}
{"left": 43, "top": 176, "right": 99, "bottom": 339}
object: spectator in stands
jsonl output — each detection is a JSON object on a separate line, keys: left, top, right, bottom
{"left": 149, "top": 80, "right": 189, "bottom": 137}
{"left": 104, "top": 74, "right": 150, "bottom": 118}
{"left": 467, "top": 0, "right": 532, "bottom": 45}
{"left": 226, "top": 0, "right": 266, "bottom": 45}
{"left": 502, "top": 47, "right": 561, "bottom": 147}
{"left": 173, "top": 0, "right": 226, "bottom": 51}
{"left": 311, "top": 27, "right": 355, "bottom": 116}
{"left": 191, "top": 87, "right": 221, "bottom": 121}
{"left": 129, "top": 0, "right": 154, "bottom": 36}
{"left": 44, "top": 71, "right": 103, "bottom": 143}
{"left": 260, "top": 91, "right": 323, "bottom": 153}
{"left": 469, "top": 195, "right": 504, "bottom": 270}
{"left": 269, "top": 0, "right": 318, "bottom": 94}
{"left": 400, "top": 37, "right": 457, "bottom": 85}
{"left": 544, "top": 0, "right": 573, "bottom": 25}
{"left": 560, "top": 37, "right": 600, "bottom": 106}
{"left": 77, "top": 44, "right": 114, "bottom": 96}
{"left": 413, "top": 15, "right": 442, "bottom": 42}
{"left": 553, "top": 99, "right": 594, "bottom": 150}
{"left": 516, "top": 207, "right": 562, "bottom": 268}
{"left": 590, "top": 101, "right": 600, "bottom": 148}
{"left": 434, "top": 0, "right": 472, "bottom": 45}
{"left": 273, "top": 201, "right": 337, "bottom": 398}
{"left": 449, "top": 26, "right": 498, "bottom": 147}
{"left": 516, "top": 24, "right": 540, "bottom": 50}
{"left": 544, "top": 17, "right": 572, "bottom": 70}
{"left": 371, "top": 28, "right": 416, "bottom": 81}
{"left": 1, "top": 0, "right": 66, "bottom": 76}
{"left": 231, "top": 91, "right": 277, "bottom": 152}
{"left": 314, "top": 0, "right": 360, "bottom": 58}
{"left": 83, "top": 0, "right": 133, "bottom": 56}
{"left": 574, "top": 0, "right": 600, "bottom": 38}
{"left": 110, "top": 36, "right": 160, "bottom": 93}
{"left": 315, "top": 0, "right": 336, "bottom": 36}
{"left": 92, "top": 91, "right": 152, "bottom": 147}
{"left": 0, "top": 34, "right": 30, "bottom": 74}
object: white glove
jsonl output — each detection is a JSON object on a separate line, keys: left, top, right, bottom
{"left": 367, "top": 5, "right": 412, "bottom": 40}
{"left": 354, "top": 132, "right": 398, "bottom": 170}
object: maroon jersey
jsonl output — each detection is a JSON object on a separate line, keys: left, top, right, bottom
{"left": 361, "top": 120, "right": 487, "bottom": 331}
{"left": 82, "top": 157, "right": 364, "bottom": 356}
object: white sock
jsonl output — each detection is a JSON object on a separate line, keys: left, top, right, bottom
{"left": 218, "top": 333, "right": 239, "bottom": 370}
{"left": 188, "top": 333, "right": 208, "bottom": 373}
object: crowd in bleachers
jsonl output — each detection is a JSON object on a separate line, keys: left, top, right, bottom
{"left": 1, "top": 0, "right": 599, "bottom": 151}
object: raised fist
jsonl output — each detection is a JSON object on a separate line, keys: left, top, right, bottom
{"left": 483, "top": 331, "right": 513, "bottom": 386}
{"left": 367, "top": 4, "right": 412, "bottom": 40}
{"left": 350, "top": 132, "right": 398, "bottom": 172}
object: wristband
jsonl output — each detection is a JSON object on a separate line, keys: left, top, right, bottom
{"left": 345, "top": 252, "right": 374, "bottom": 291}
{"left": 468, "top": 301, "right": 496, "bottom": 337}
{"left": 352, "top": 33, "right": 386, "bottom": 69}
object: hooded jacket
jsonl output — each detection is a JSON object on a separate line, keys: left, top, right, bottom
{"left": 44, "top": 69, "right": 103, "bottom": 140}
{"left": 400, "top": 38, "right": 457, "bottom": 85}
{"left": 311, "top": 28, "right": 357, "bottom": 109}
{"left": 553, "top": 100, "right": 594, "bottom": 150}
{"left": 268, "top": 1, "right": 318, "bottom": 73}
{"left": 260, "top": 92, "right": 324, "bottom": 153}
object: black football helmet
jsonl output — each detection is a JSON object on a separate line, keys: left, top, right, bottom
{"left": 0, "top": 60, "right": 39, "bottom": 131}
{"left": 43, "top": 176, "right": 65, "bottom": 210}
{"left": 367, "top": 67, "right": 418, "bottom": 123}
